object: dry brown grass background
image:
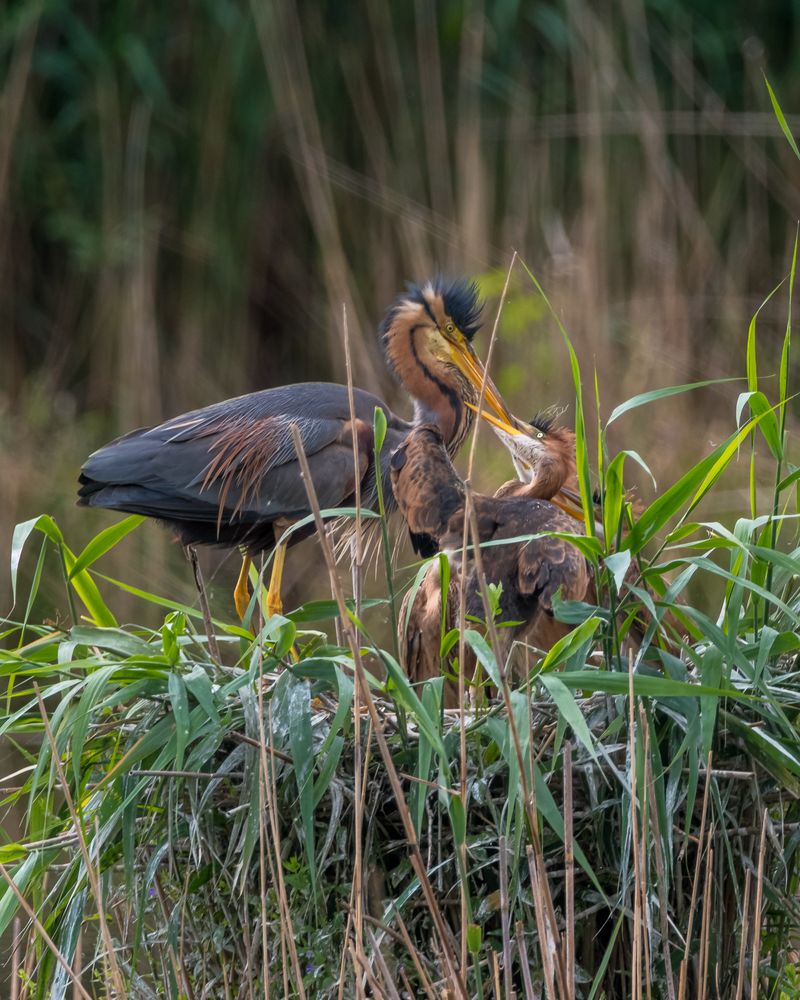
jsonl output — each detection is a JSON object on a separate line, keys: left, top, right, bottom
{"left": 0, "top": 0, "right": 798, "bottom": 622}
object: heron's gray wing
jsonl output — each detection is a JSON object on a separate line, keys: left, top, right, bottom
{"left": 78, "top": 382, "right": 408, "bottom": 530}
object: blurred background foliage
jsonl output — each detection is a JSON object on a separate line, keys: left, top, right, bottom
{"left": 1, "top": 0, "right": 799, "bottom": 621}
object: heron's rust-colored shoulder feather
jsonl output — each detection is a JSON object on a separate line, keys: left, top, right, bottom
{"left": 390, "top": 426, "right": 465, "bottom": 547}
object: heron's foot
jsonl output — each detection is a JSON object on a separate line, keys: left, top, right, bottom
{"left": 234, "top": 554, "right": 252, "bottom": 621}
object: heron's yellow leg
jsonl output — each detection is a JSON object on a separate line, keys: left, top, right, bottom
{"left": 266, "top": 541, "right": 287, "bottom": 619}
{"left": 265, "top": 542, "right": 299, "bottom": 661}
{"left": 234, "top": 554, "right": 252, "bottom": 621}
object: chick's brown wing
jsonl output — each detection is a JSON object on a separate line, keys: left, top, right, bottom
{"left": 513, "top": 503, "right": 591, "bottom": 609}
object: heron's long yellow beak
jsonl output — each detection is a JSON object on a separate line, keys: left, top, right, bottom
{"left": 450, "top": 341, "right": 517, "bottom": 428}
{"left": 464, "top": 400, "right": 523, "bottom": 437}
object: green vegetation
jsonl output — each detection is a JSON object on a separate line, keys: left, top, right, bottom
{"left": 2, "top": 4, "right": 800, "bottom": 997}
{"left": 1, "top": 254, "right": 798, "bottom": 997}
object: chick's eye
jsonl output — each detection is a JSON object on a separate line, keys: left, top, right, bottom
{"left": 537, "top": 432, "right": 544, "bottom": 439}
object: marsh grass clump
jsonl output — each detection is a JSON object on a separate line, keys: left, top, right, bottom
{"left": 1, "top": 250, "right": 799, "bottom": 999}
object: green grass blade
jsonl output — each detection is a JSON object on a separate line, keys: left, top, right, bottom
{"left": 539, "top": 674, "right": 597, "bottom": 760}
{"left": 629, "top": 409, "right": 777, "bottom": 553}
{"left": 764, "top": 75, "right": 800, "bottom": 160}
{"left": 167, "top": 672, "right": 190, "bottom": 772}
{"left": 9, "top": 516, "right": 63, "bottom": 607}
{"left": 286, "top": 678, "right": 317, "bottom": 896}
{"left": 464, "top": 629, "right": 502, "bottom": 689}
{"left": 413, "top": 678, "right": 442, "bottom": 837}
{"left": 62, "top": 545, "right": 118, "bottom": 628}
{"left": 779, "top": 228, "right": 797, "bottom": 427}
{"left": 68, "top": 515, "right": 145, "bottom": 579}
{"left": 518, "top": 257, "right": 595, "bottom": 534}
{"left": 540, "top": 616, "right": 602, "bottom": 672}
{"left": 606, "top": 377, "right": 741, "bottom": 427}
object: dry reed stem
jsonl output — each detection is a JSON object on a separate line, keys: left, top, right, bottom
{"left": 342, "top": 300, "right": 366, "bottom": 966}
{"left": 72, "top": 928, "right": 82, "bottom": 1000}
{"left": 33, "top": 683, "right": 127, "bottom": 999}
{"left": 539, "top": 848, "right": 567, "bottom": 999}
{"left": 639, "top": 703, "right": 653, "bottom": 1000}
{"left": 186, "top": 545, "right": 221, "bottom": 663}
{"left": 645, "top": 733, "right": 676, "bottom": 1000}
{"left": 289, "top": 422, "right": 467, "bottom": 998}
{"left": 499, "top": 835, "right": 512, "bottom": 998}
{"left": 564, "top": 740, "right": 575, "bottom": 1000}
{"left": 678, "top": 751, "right": 713, "bottom": 1000}
{"left": 261, "top": 700, "right": 306, "bottom": 1000}
{"left": 349, "top": 941, "right": 382, "bottom": 998}
{"left": 21, "top": 920, "right": 35, "bottom": 1000}
{"left": 699, "top": 840, "right": 714, "bottom": 1000}
{"left": 177, "top": 832, "right": 200, "bottom": 999}
{"left": 526, "top": 844, "right": 556, "bottom": 1000}
{"left": 734, "top": 867, "right": 752, "bottom": 1000}
{"left": 256, "top": 620, "right": 271, "bottom": 1000}
{"left": 515, "top": 920, "right": 536, "bottom": 1000}
{"left": 389, "top": 905, "right": 438, "bottom": 1000}
{"left": 10, "top": 916, "right": 20, "bottom": 1000}
{"left": 337, "top": 906, "right": 356, "bottom": 1000}
{"left": 342, "top": 302, "right": 363, "bottom": 612}
{"left": 464, "top": 483, "right": 566, "bottom": 994}
{"left": 367, "top": 927, "right": 403, "bottom": 1000}
{"left": 628, "top": 654, "right": 642, "bottom": 1000}
{"left": 250, "top": 1, "right": 376, "bottom": 387}
{"left": 0, "top": 7, "right": 39, "bottom": 205}
{"left": 455, "top": 250, "right": 517, "bottom": 976}
{"left": 490, "top": 947, "right": 502, "bottom": 999}
{"left": 0, "top": 862, "right": 93, "bottom": 1000}
{"left": 750, "top": 809, "right": 768, "bottom": 998}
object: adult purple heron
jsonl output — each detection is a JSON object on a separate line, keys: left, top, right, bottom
{"left": 77, "top": 277, "right": 516, "bottom": 620}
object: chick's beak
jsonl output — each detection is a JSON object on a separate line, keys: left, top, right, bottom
{"left": 463, "top": 400, "right": 523, "bottom": 438}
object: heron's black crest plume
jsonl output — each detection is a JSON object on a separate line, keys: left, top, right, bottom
{"left": 435, "top": 276, "right": 483, "bottom": 340}
{"left": 528, "top": 404, "right": 569, "bottom": 435}
{"left": 529, "top": 412, "right": 556, "bottom": 434}
{"left": 379, "top": 276, "right": 484, "bottom": 344}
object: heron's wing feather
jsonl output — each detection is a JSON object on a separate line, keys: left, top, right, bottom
{"left": 512, "top": 506, "right": 591, "bottom": 608}
{"left": 78, "top": 383, "right": 408, "bottom": 534}
{"left": 389, "top": 428, "right": 465, "bottom": 550}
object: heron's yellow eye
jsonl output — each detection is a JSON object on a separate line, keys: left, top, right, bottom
{"left": 444, "top": 322, "right": 455, "bottom": 335}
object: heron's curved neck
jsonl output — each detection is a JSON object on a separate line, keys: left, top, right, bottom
{"left": 525, "top": 432, "right": 578, "bottom": 501}
{"left": 387, "top": 326, "right": 473, "bottom": 452}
